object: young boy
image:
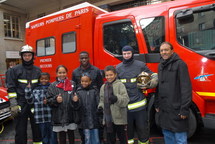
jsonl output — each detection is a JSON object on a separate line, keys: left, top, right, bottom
{"left": 25, "top": 72, "right": 58, "bottom": 144}
{"left": 99, "top": 65, "right": 129, "bottom": 144}
{"left": 76, "top": 73, "right": 100, "bottom": 144}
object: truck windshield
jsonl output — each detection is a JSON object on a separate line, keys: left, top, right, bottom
{"left": 176, "top": 5, "right": 215, "bottom": 59}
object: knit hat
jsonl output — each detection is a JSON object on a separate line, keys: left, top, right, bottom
{"left": 122, "top": 45, "right": 134, "bottom": 52}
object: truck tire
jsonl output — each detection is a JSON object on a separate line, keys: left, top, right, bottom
{"left": 188, "top": 108, "right": 197, "bottom": 138}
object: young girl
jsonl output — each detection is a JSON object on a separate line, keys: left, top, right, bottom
{"left": 98, "top": 65, "right": 129, "bottom": 144}
{"left": 47, "top": 65, "right": 80, "bottom": 144}
{"left": 76, "top": 73, "right": 100, "bottom": 144}
{"left": 25, "top": 72, "right": 58, "bottom": 144}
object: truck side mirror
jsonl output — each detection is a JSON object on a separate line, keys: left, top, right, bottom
{"left": 176, "top": 9, "right": 194, "bottom": 24}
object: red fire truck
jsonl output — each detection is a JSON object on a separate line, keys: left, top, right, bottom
{"left": 25, "top": 0, "right": 215, "bottom": 137}
{"left": 0, "top": 74, "right": 11, "bottom": 121}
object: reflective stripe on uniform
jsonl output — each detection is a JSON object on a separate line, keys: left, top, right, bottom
{"left": 138, "top": 140, "right": 149, "bottom": 144}
{"left": 18, "top": 79, "right": 28, "bottom": 83}
{"left": 33, "top": 142, "right": 42, "bottom": 144}
{"left": 128, "top": 98, "right": 147, "bottom": 110}
{"left": 8, "top": 93, "right": 17, "bottom": 98}
{"left": 31, "top": 79, "right": 38, "bottom": 84}
{"left": 121, "top": 79, "right": 126, "bottom": 83}
{"left": 128, "top": 139, "right": 134, "bottom": 144}
{"left": 120, "top": 78, "right": 136, "bottom": 83}
{"left": 31, "top": 108, "right": 34, "bottom": 113}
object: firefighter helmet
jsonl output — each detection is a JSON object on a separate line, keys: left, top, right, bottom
{"left": 137, "top": 71, "right": 151, "bottom": 88}
{"left": 20, "top": 45, "right": 34, "bottom": 55}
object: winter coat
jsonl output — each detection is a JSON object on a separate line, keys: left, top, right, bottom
{"left": 155, "top": 53, "right": 192, "bottom": 132}
{"left": 99, "top": 79, "right": 129, "bottom": 125}
{"left": 76, "top": 86, "right": 100, "bottom": 129}
{"left": 72, "top": 64, "right": 103, "bottom": 90}
{"left": 47, "top": 80, "right": 81, "bottom": 126}
{"left": 25, "top": 84, "right": 52, "bottom": 124}
{"left": 6, "top": 64, "right": 41, "bottom": 104}
{"left": 116, "top": 59, "right": 152, "bottom": 112}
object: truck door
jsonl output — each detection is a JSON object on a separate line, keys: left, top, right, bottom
{"left": 57, "top": 17, "right": 80, "bottom": 74}
{"left": 95, "top": 15, "right": 165, "bottom": 72}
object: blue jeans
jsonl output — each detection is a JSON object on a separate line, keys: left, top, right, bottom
{"left": 162, "top": 129, "right": 187, "bottom": 144}
{"left": 84, "top": 129, "right": 100, "bottom": 144}
{"left": 39, "top": 122, "right": 58, "bottom": 144}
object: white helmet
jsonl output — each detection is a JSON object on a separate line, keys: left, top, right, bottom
{"left": 20, "top": 45, "right": 34, "bottom": 55}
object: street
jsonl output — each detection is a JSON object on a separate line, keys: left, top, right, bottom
{"left": 0, "top": 118, "right": 215, "bottom": 144}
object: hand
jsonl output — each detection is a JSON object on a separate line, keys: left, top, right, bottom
{"left": 109, "top": 95, "right": 117, "bottom": 104}
{"left": 43, "top": 98, "right": 47, "bottom": 104}
{"left": 57, "top": 93, "right": 63, "bottom": 103}
{"left": 148, "top": 73, "right": 158, "bottom": 89}
{"left": 27, "top": 82, "right": 31, "bottom": 88}
{"left": 96, "top": 107, "right": 103, "bottom": 115}
{"left": 179, "top": 114, "right": 187, "bottom": 120}
{"left": 155, "top": 108, "right": 159, "bottom": 112}
{"left": 73, "top": 93, "right": 79, "bottom": 102}
{"left": 148, "top": 78, "right": 158, "bottom": 89}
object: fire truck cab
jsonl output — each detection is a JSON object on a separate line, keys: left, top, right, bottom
{"left": 26, "top": 0, "right": 215, "bottom": 137}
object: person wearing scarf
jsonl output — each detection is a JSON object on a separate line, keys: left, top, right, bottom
{"left": 99, "top": 65, "right": 129, "bottom": 144}
{"left": 47, "top": 65, "right": 81, "bottom": 144}
{"left": 155, "top": 42, "right": 191, "bottom": 144}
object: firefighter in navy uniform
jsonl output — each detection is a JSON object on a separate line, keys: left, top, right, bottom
{"left": 6, "top": 45, "right": 42, "bottom": 144}
{"left": 116, "top": 45, "right": 158, "bottom": 144}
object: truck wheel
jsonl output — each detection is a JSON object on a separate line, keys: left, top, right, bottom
{"left": 188, "top": 109, "right": 197, "bottom": 138}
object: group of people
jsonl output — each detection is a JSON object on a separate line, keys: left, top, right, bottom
{"left": 6, "top": 41, "right": 192, "bottom": 144}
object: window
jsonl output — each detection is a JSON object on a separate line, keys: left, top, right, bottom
{"left": 4, "top": 13, "right": 20, "bottom": 38}
{"left": 140, "top": 16, "right": 165, "bottom": 53}
{"left": 103, "top": 19, "right": 139, "bottom": 55}
{"left": 62, "top": 32, "right": 76, "bottom": 53}
{"left": 37, "top": 37, "right": 55, "bottom": 56}
{"left": 176, "top": 7, "right": 215, "bottom": 52}
{"left": 199, "top": 23, "right": 205, "bottom": 31}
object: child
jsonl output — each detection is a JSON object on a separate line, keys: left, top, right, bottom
{"left": 25, "top": 72, "right": 58, "bottom": 144}
{"left": 98, "top": 65, "right": 129, "bottom": 144}
{"left": 47, "top": 65, "right": 80, "bottom": 144}
{"left": 76, "top": 73, "right": 100, "bottom": 144}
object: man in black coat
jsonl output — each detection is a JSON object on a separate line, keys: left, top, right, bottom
{"left": 155, "top": 42, "right": 192, "bottom": 144}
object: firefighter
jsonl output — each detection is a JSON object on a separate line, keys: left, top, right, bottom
{"left": 116, "top": 45, "right": 158, "bottom": 144}
{"left": 6, "top": 45, "right": 42, "bottom": 144}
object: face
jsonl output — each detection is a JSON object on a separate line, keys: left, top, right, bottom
{"left": 122, "top": 51, "right": 132, "bottom": 60}
{"left": 160, "top": 43, "right": 174, "bottom": 60}
{"left": 22, "top": 53, "right": 33, "bottom": 62}
{"left": 40, "top": 75, "right": 50, "bottom": 85}
{"left": 105, "top": 70, "right": 117, "bottom": 83}
{"left": 57, "top": 67, "right": 67, "bottom": 80}
{"left": 79, "top": 53, "right": 89, "bottom": 67}
{"left": 81, "top": 76, "right": 92, "bottom": 88}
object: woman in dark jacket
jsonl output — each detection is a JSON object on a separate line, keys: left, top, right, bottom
{"left": 155, "top": 42, "right": 192, "bottom": 144}
{"left": 47, "top": 65, "right": 81, "bottom": 144}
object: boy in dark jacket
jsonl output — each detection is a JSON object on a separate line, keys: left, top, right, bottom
{"left": 76, "top": 73, "right": 100, "bottom": 144}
